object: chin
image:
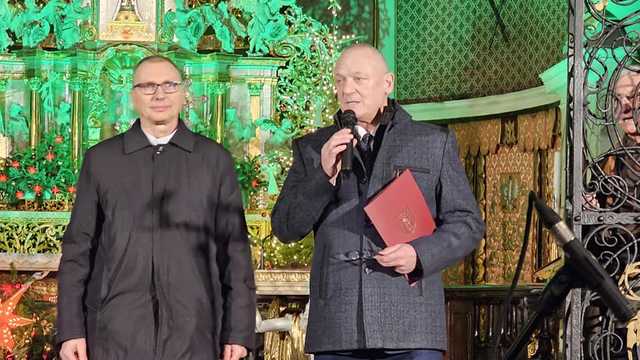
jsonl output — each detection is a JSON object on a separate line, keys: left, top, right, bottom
{"left": 153, "top": 114, "right": 179, "bottom": 123}
{"left": 141, "top": 117, "right": 174, "bottom": 127}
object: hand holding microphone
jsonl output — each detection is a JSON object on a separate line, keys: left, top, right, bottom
{"left": 338, "top": 110, "right": 357, "bottom": 171}
{"left": 320, "top": 110, "right": 357, "bottom": 183}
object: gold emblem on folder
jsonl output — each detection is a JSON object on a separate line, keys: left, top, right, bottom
{"left": 398, "top": 207, "right": 416, "bottom": 235}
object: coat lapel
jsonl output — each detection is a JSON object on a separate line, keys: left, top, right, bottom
{"left": 366, "top": 124, "right": 395, "bottom": 198}
{"left": 366, "top": 104, "right": 410, "bottom": 199}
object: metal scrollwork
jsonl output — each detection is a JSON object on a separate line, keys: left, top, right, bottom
{"left": 571, "top": 0, "right": 640, "bottom": 358}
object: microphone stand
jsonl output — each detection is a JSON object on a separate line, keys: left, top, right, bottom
{"left": 503, "top": 193, "right": 635, "bottom": 359}
{"left": 504, "top": 264, "right": 580, "bottom": 359}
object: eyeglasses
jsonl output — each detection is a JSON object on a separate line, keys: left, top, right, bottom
{"left": 335, "top": 250, "right": 379, "bottom": 274}
{"left": 335, "top": 250, "right": 378, "bottom": 262}
{"left": 133, "top": 81, "right": 183, "bottom": 95}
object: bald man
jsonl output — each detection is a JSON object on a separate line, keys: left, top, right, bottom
{"left": 272, "top": 44, "right": 485, "bottom": 359}
{"left": 591, "top": 68, "right": 640, "bottom": 213}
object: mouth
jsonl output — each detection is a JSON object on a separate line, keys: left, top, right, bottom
{"left": 150, "top": 106, "right": 171, "bottom": 112}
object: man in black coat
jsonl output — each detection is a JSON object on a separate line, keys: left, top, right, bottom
{"left": 271, "top": 44, "right": 485, "bottom": 359}
{"left": 57, "top": 55, "right": 256, "bottom": 360}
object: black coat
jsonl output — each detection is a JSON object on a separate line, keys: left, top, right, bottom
{"left": 56, "top": 120, "right": 256, "bottom": 359}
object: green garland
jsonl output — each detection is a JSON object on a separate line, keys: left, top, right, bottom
{"left": 234, "top": 155, "right": 264, "bottom": 207}
{"left": 273, "top": 3, "right": 339, "bottom": 134}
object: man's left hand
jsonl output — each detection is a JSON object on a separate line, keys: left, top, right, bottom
{"left": 375, "top": 244, "right": 417, "bottom": 274}
{"left": 222, "top": 344, "right": 248, "bottom": 360}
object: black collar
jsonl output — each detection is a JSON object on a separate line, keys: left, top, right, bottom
{"left": 123, "top": 119, "right": 195, "bottom": 154}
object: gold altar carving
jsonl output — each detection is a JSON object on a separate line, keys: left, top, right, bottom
{"left": 451, "top": 118, "right": 501, "bottom": 156}
{"left": 447, "top": 119, "right": 501, "bottom": 285}
{"left": 100, "top": 0, "right": 155, "bottom": 42}
{"left": 471, "top": 155, "right": 488, "bottom": 284}
{"left": 0, "top": 217, "right": 66, "bottom": 255}
{"left": 446, "top": 108, "right": 560, "bottom": 285}
{"left": 517, "top": 108, "right": 559, "bottom": 152}
{"left": 486, "top": 146, "right": 536, "bottom": 284}
{"left": 263, "top": 298, "right": 309, "bottom": 360}
{"left": 0, "top": 254, "right": 61, "bottom": 271}
{"left": 255, "top": 270, "right": 310, "bottom": 296}
{"left": 246, "top": 211, "right": 271, "bottom": 241}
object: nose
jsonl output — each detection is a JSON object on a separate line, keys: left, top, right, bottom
{"left": 617, "top": 97, "right": 633, "bottom": 118}
{"left": 152, "top": 88, "right": 168, "bottom": 100}
{"left": 341, "top": 78, "right": 356, "bottom": 95}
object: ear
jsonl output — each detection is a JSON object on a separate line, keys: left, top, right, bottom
{"left": 383, "top": 72, "right": 395, "bottom": 96}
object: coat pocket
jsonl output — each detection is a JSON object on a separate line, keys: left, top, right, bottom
{"left": 393, "top": 164, "right": 431, "bottom": 177}
{"left": 391, "top": 164, "right": 436, "bottom": 203}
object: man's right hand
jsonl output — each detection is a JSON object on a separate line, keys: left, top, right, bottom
{"left": 321, "top": 128, "right": 355, "bottom": 184}
{"left": 60, "top": 338, "right": 88, "bottom": 360}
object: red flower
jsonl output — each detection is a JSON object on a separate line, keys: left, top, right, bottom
{"left": 51, "top": 186, "right": 60, "bottom": 194}
{"left": 10, "top": 160, "right": 19, "bottom": 168}
{"left": 27, "top": 166, "right": 36, "bottom": 174}
{"left": 15, "top": 191, "right": 24, "bottom": 199}
{"left": 251, "top": 179, "right": 259, "bottom": 189}
{"left": 67, "top": 186, "right": 76, "bottom": 194}
{"left": 0, "top": 173, "right": 6, "bottom": 182}
{"left": 55, "top": 135, "right": 64, "bottom": 144}
{"left": 0, "top": 284, "right": 14, "bottom": 296}
{"left": 33, "top": 184, "right": 42, "bottom": 194}
{"left": 45, "top": 152, "right": 55, "bottom": 161}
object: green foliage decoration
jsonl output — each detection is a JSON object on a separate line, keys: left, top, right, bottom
{"left": 0, "top": 131, "right": 75, "bottom": 206}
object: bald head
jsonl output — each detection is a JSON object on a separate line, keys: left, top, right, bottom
{"left": 614, "top": 67, "right": 640, "bottom": 141}
{"left": 335, "top": 44, "right": 390, "bottom": 74}
{"left": 333, "top": 44, "right": 394, "bottom": 126}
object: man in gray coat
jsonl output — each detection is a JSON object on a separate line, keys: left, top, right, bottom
{"left": 271, "top": 44, "right": 485, "bottom": 359}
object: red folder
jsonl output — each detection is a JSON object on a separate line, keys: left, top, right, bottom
{"left": 364, "top": 169, "right": 436, "bottom": 246}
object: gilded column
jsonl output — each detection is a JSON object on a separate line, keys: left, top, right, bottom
{"left": 0, "top": 78, "right": 9, "bottom": 159}
{"left": 210, "top": 82, "right": 230, "bottom": 144}
{"left": 26, "top": 77, "right": 42, "bottom": 149}
{"left": 247, "top": 82, "right": 263, "bottom": 157}
{"left": 70, "top": 77, "right": 84, "bottom": 169}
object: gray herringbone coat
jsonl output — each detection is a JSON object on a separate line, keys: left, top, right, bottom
{"left": 271, "top": 101, "right": 485, "bottom": 353}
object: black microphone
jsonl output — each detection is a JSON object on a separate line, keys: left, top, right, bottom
{"left": 531, "top": 193, "right": 635, "bottom": 322}
{"left": 338, "top": 110, "right": 357, "bottom": 171}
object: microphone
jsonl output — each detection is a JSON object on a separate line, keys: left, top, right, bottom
{"left": 338, "top": 110, "right": 357, "bottom": 171}
{"left": 531, "top": 193, "right": 635, "bottom": 322}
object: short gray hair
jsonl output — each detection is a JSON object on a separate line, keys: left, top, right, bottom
{"left": 133, "top": 55, "right": 184, "bottom": 81}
